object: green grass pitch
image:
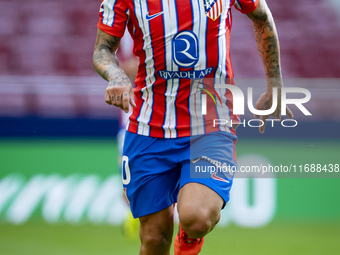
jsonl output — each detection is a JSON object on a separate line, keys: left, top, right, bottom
{"left": 0, "top": 222, "right": 339, "bottom": 255}
{"left": 0, "top": 138, "right": 340, "bottom": 254}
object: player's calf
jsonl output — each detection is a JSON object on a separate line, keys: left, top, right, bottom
{"left": 139, "top": 231, "right": 172, "bottom": 255}
{"left": 139, "top": 206, "right": 174, "bottom": 255}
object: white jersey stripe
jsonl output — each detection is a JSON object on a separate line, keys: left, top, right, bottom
{"left": 217, "top": 0, "right": 222, "bottom": 18}
{"left": 196, "top": 0, "right": 208, "bottom": 136}
{"left": 103, "top": 0, "right": 117, "bottom": 26}
{"left": 134, "top": 0, "right": 156, "bottom": 136}
{"left": 214, "top": 0, "right": 231, "bottom": 131}
{"left": 102, "top": 0, "right": 108, "bottom": 25}
{"left": 215, "top": 87, "right": 231, "bottom": 133}
{"left": 215, "top": 0, "right": 230, "bottom": 81}
{"left": 162, "top": 0, "right": 179, "bottom": 138}
{"left": 188, "top": 1, "right": 198, "bottom": 136}
{"left": 189, "top": 0, "right": 202, "bottom": 136}
{"left": 190, "top": 81, "right": 204, "bottom": 136}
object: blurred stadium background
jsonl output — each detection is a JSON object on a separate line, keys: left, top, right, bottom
{"left": 0, "top": 0, "right": 340, "bottom": 254}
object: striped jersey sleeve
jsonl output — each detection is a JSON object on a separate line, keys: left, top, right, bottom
{"left": 233, "top": 0, "right": 260, "bottom": 14}
{"left": 97, "top": 0, "right": 128, "bottom": 37}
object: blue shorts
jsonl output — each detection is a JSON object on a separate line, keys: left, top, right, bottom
{"left": 122, "top": 131, "right": 237, "bottom": 218}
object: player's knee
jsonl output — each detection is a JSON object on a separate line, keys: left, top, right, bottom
{"left": 140, "top": 224, "right": 173, "bottom": 250}
{"left": 181, "top": 219, "right": 210, "bottom": 239}
{"left": 179, "top": 207, "right": 220, "bottom": 239}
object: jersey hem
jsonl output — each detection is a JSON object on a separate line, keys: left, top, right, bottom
{"left": 97, "top": 22, "right": 125, "bottom": 38}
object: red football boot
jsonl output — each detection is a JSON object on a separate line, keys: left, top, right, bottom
{"left": 174, "top": 222, "right": 205, "bottom": 255}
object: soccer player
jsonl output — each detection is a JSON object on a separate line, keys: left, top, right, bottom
{"left": 93, "top": 0, "right": 293, "bottom": 254}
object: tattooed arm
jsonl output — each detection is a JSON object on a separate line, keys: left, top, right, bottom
{"left": 247, "top": 0, "right": 293, "bottom": 133}
{"left": 93, "top": 29, "right": 136, "bottom": 112}
{"left": 247, "top": 0, "right": 282, "bottom": 86}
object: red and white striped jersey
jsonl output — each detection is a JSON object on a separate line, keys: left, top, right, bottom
{"left": 98, "top": 0, "right": 259, "bottom": 138}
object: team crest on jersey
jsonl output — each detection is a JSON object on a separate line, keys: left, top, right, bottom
{"left": 203, "top": 0, "right": 223, "bottom": 21}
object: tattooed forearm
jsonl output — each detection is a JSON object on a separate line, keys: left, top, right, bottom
{"left": 93, "top": 29, "right": 131, "bottom": 87}
{"left": 248, "top": 0, "right": 282, "bottom": 88}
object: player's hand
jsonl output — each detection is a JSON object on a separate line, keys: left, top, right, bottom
{"left": 254, "top": 88, "right": 294, "bottom": 134}
{"left": 104, "top": 78, "right": 136, "bottom": 113}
